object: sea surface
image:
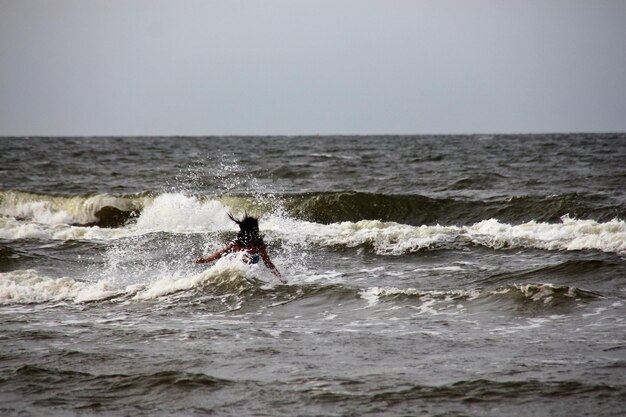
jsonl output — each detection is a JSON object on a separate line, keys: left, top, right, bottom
{"left": 1, "top": 134, "right": 625, "bottom": 417}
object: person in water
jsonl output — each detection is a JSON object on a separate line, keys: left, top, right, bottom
{"left": 195, "top": 213, "right": 283, "bottom": 281}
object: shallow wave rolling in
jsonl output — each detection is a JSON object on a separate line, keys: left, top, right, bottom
{"left": 1, "top": 135, "right": 625, "bottom": 417}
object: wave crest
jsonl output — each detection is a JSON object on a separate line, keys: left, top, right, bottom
{"left": 0, "top": 190, "right": 145, "bottom": 227}
{"left": 2, "top": 190, "right": 623, "bottom": 228}
{"left": 0, "top": 263, "right": 263, "bottom": 306}
{"left": 359, "top": 283, "right": 600, "bottom": 311}
{"left": 271, "top": 215, "right": 626, "bottom": 255}
{"left": 1, "top": 191, "right": 624, "bottom": 254}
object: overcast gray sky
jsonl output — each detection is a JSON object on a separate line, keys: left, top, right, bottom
{"left": 1, "top": 0, "right": 625, "bottom": 136}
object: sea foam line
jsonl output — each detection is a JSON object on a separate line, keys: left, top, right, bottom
{"left": 0, "top": 260, "right": 258, "bottom": 305}
{"left": 1, "top": 192, "right": 624, "bottom": 254}
{"left": 265, "top": 215, "right": 626, "bottom": 255}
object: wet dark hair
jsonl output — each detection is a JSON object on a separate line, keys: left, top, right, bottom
{"left": 228, "top": 212, "right": 265, "bottom": 247}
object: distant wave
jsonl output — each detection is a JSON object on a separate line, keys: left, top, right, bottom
{"left": 1, "top": 191, "right": 624, "bottom": 254}
{"left": 281, "top": 191, "right": 624, "bottom": 225}
{"left": 1, "top": 190, "right": 623, "bottom": 228}
{"left": 0, "top": 190, "right": 146, "bottom": 227}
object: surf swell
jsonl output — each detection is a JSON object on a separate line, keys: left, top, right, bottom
{"left": 282, "top": 191, "right": 624, "bottom": 225}
{"left": 279, "top": 216, "right": 626, "bottom": 255}
{"left": 0, "top": 190, "right": 145, "bottom": 227}
{"left": 0, "top": 264, "right": 602, "bottom": 316}
{"left": 2, "top": 190, "right": 623, "bottom": 228}
{"left": 0, "top": 263, "right": 263, "bottom": 306}
{"left": 1, "top": 191, "right": 624, "bottom": 254}
{"left": 359, "top": 283, "right": 600, "bottom": 311}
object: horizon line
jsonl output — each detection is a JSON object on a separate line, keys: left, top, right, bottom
{"left": 1, "top": 131, "right": 625, "bottom": 139}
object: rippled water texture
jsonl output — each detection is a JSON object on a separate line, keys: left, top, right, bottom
{"left": 1, "top": 135, "right": 625, "bottom": 417}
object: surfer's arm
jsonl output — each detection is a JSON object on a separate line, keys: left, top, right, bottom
{"left": 259, "top": 247, "right": 285, "bottom": 282}
{"left": 195, "top": 244, "right": 233, "bottom": 264}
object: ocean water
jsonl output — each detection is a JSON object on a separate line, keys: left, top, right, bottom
{"left": 1, "top": 134, "right": 625, "bottom": 417}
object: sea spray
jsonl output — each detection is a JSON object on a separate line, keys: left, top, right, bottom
{"left": 134, "top": 193, "right": 234, "bottom": 234}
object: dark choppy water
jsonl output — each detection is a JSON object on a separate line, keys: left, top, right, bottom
{"left": 1, "top": 134, "right": 625, "bottom": 417}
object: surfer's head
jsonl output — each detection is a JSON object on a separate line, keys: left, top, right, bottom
{"left": 229, "top": 212, "right": 263, "bottom": 246}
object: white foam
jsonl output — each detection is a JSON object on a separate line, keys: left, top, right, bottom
{"left": 134, "top": 251, "right": 283, "bottom": 301}
{"left": 133, "top": 264, "right": 246, "bottom": 300}
{"left": 266, "top": 215, "right": 626, "bottom": 255}
{"left": 2, "top": 191, "right": 624, "bottom": 255}
{"left": 0, "top": 259, "right": 266, "bottom": 305}
{"left": 513, "top": 283, "right": 580, "bottom": 304}
{"left": 466, "top": 216, "right": 626, "bottom": 254}
{"left": 264, "top": 216, "right": 460, "bottom": 255}
{"left": 0, "top": 217, "right": 127, "bottom": 241}
{"left": 3, "top": 201, "right": 75, "bottom": 225}
{"left": 0, "top": 190, "right": 143, "bottom": 225}
{"left": 361, "top": 286, "right": 483, "bottom": 301}
{"left": 0, "top": 270, "right": 118, "bottom": 304}
{"left": 0, "top": 193, "right": 237, "bottom": 241}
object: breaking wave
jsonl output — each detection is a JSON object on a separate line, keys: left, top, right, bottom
{"left": 0, "top": 256, "right": 277, "bottom": 306}
{"left": 1, "top": 191, "right": 624, "bottom": 255}
{"left": 0, "top": 264, "right": 602, "bottom": 317}
{"left": 272, "top": 216, "right": 626, "bottom": 255}
{"left": 0, "top": 190, "right": 146, "bottom": 227}
{"left": 359, "top": 283, "right": 601, "bottom": 311}
{"left": 1, "top": 189, "right": 623, "bottom": 228}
